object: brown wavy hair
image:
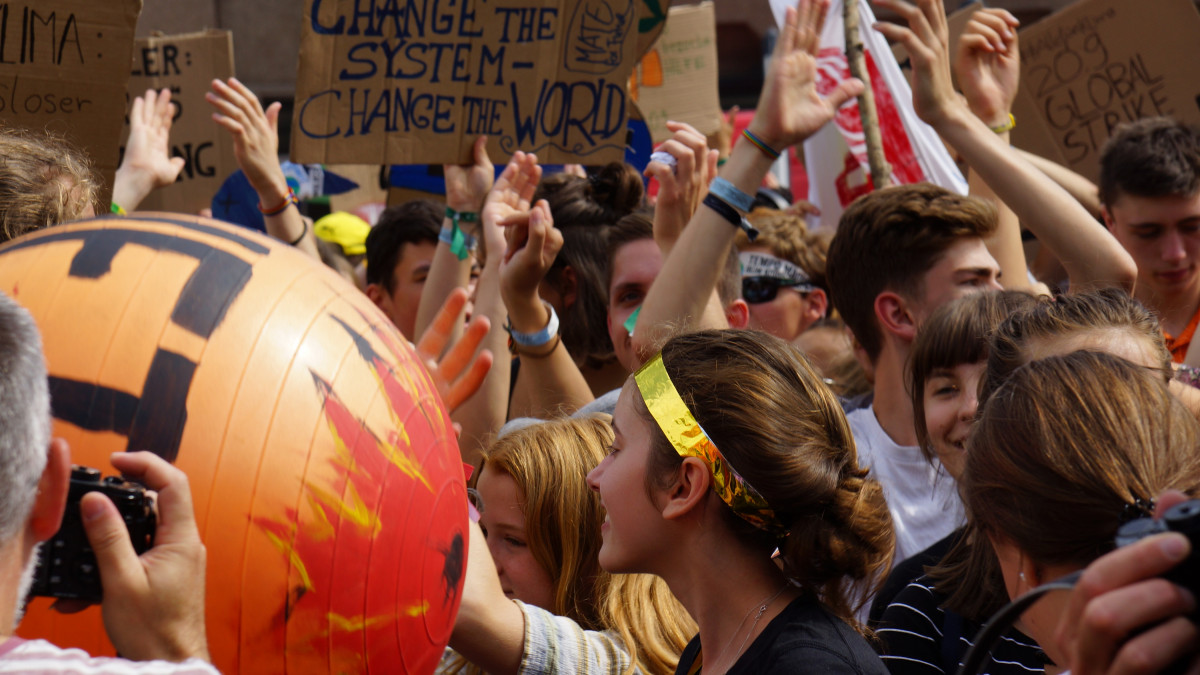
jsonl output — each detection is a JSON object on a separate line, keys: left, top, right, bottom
{"left": 935, "top": 351, "right": 1200, "bottom": 619}
{"left": 639, "top": 330, "right": 894, "bottom": 630}
{"left": 0, "top": 127, "right": 98, "bottom": 242}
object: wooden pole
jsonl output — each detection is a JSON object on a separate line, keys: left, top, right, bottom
{"left": 844, "top": 0, "right": 892, "bottom": 190}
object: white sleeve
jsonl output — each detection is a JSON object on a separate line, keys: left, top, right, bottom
{"left": 516, "top": 600, "right": 640, "bottom": 675}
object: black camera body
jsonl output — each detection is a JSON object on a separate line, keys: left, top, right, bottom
{"left": 1115, "top": 499, "right": 1200, "bottom": 617}
{"left": 30, "top": 466, "right": 156, "bottom": 602}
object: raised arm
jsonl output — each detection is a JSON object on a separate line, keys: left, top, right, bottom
{"left": 503, "top": 193, "right": 595, "bottom": 418}
{"left": 626, "top": 123, "right": 730, "bottom": 360}
{"left": 633, "top": 0, "right": 863, "bottom": 360}
{"left": 493, "top": 154, "right": 595, "bottom": 418}
{"left": 113, "top": 88, "right": 186, "bottom": 213}
{"left": 875, "top": 0, "right": 1136, "bottom": 294}
{"left": 449, "top": 158, "right": 514, "bottom": 464}
{"left": 415, "top": 136, "right": 494, "bottom": 340}
{"left": 953, "top": 8, "right": 1040, "bottom": 294}
{"left": 207, "top": 78, "right": 320, "bottom": 260}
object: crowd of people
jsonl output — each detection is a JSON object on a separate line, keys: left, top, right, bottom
{"left": 0, "top": 0, "right": 1197, "bottom": 672}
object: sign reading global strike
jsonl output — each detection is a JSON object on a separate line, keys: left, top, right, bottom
{"left": 292, "top": 0, "right": 658, "bottom": 165}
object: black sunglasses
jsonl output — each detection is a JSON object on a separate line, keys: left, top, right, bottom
{"left": 742, "top": 276, "right": 813, "bottom": 304}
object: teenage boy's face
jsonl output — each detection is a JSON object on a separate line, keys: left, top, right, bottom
{"left": 908, "top": 237, "right": 1002, "bottom": 327}
{"left": 1106, "top": 192, "right": 1200, "bottom": 307}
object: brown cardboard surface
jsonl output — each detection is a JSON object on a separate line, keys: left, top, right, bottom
{"left": 120, "top": 29, "right": 236, "bottom": 215}
{"left": 631, "top": 2, "right": 721, "bottom": 143}
{"left": 1010, "top": 0, "right": 1200, "bottom": 182}
{"left": 0, "top": 0, "right": 143, "bottom": 203}
{"left": 292, "top": 0, "right": 661, "bottom": 165}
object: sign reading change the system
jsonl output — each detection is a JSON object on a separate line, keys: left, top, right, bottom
{"left": 292, "top": 0, "right": 654, "bottom": 165}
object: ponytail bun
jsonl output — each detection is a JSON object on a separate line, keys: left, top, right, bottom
{"left": 778, "top": 467, "right": 893, "bottom": 626}
{"left": 587, "top": 162, "right": 644, "bottom": 217}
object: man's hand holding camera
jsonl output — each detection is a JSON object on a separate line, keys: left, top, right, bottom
{"left": 79, "top": 452, "right": 209, "bottom": 664}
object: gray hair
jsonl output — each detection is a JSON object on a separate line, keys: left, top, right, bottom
{"left": 0, "top": 292, "right": 50, "bottom": 541}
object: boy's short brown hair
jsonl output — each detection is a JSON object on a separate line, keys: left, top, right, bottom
{"left": 826, "top": 183, "right": 997, "bottom": 361}
{"left": 1099, "top": 117, "right": 1200, "bottom": 206}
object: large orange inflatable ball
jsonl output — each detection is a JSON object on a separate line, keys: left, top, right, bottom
{"left": 0, "top": 214, "right": 467, "bottom": 674}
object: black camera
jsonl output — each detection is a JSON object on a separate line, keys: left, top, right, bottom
{"left": 30, "top": 466, "right": 157, "bottom": 602}
{"left": 1115, "top": 499, "right": 1200, "bottom": 618}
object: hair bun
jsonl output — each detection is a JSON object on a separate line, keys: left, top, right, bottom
{"left": 588, "top": 162, "right": 644, "bottom": 214}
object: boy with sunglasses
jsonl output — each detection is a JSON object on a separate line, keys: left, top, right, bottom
{"left": 737, "top": 207, "right": 830, "bottom": 342}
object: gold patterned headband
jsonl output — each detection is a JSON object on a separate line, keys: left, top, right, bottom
{"left": 635, "top": 354, "right": 779, "bottom": 532}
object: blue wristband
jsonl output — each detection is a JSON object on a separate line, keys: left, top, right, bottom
{"left": 709, "top": 176, "right": 755, "bottom": 213}
{"left": 508, "top": 300, "right": 559, "bottom": 347}
{"left": 439, "top": 226, "right": 477, "bottom": 258}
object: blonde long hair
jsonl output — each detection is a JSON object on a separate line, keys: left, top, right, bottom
{"left": 451, "top": 415, "right": 694, "bottom": 675}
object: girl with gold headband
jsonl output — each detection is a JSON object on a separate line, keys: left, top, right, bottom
{"left": 588, "top": 329, "right": 893, "bottom": 674}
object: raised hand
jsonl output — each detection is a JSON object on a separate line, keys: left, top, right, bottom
{"left": 206, "top": 78, "right": 289, "bottom": 205}
{"left": 873, "top": 0, "right": 962, "bottom": 128}
{"left": 444, "top": 135, "right": 495, "bottom": 214}
{"left": 500, "top": 199, "right": 561, "bottom": 303}
{"left": 954, "top": 8, "right": 1021, "bottom": 129}
{"left": 747, "top": 0, "right": 864, "bottom": 151}
{"left": 415, "top": 288, "right": 493, "bottom": 412}
{"left": 482, "top": 152, "right": 541, "bottom": 260}
{"left": 645, "top": 121, "right": 718, "bottom": 250}
{"left": 113, "top": 88, "right": 185, "bottom": 211}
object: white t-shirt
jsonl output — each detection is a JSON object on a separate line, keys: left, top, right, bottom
{"left": 0, "top": 638, "right": 218, "bottom": 674}
{"left": 846, "top": 404, "right": 964, "bottom": 565}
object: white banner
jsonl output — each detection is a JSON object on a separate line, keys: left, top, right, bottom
{"left": 769, "top": 0, "right": 967, "bottom": 228}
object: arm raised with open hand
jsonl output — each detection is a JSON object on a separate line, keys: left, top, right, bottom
{"left": 207, "top": 78, "right": 320, "bottom": 260}
{"left": 874, "top": 0, "right": 1135, "bottom": 293}
{"left": 633, "top": 0, "right": 860, "bottom": 360}
{"left": 113, "top": 88, "right": 186, "bottom": 213}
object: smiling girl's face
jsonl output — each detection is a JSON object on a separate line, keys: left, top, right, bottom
{"left": 923, "top": 361, "right": 986, "bottom": 482}
{"left": 475, "top": 463, "right": 555, "bottom": 610}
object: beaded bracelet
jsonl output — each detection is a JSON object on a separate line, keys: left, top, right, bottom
{"left": 259, "top": 188, "right": 299, "bottom": 217}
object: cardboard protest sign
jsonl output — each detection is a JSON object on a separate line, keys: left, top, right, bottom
{"left": 1011, "top": 0, "right": 1200, "bottom": 182}
{"left": 292, "top": 0, "right": 663, "bottom": 166}
{"left": 0, "top": 0, "right": 142, "bottom": 202}
{"left": 630, "top": 2, "right": 721, "bottom": 143}
{"left": 120, "top": 30, "right": 236, "bottom": 215}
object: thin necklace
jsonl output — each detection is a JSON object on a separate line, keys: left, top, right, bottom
{"left": 708, "top": 582, "right": 789, "bottom": 674}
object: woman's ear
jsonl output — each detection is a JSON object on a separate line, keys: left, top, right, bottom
{"left": 660, "top": 457, "right": 711, "bottom": 522}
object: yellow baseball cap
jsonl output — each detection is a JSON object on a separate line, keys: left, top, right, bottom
{"left": 313, "top": 211, "right": 371, "bottom": 256}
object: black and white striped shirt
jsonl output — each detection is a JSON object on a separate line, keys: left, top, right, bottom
{"left": 875, "top": 577, "right": 1045, "bottom": 675}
